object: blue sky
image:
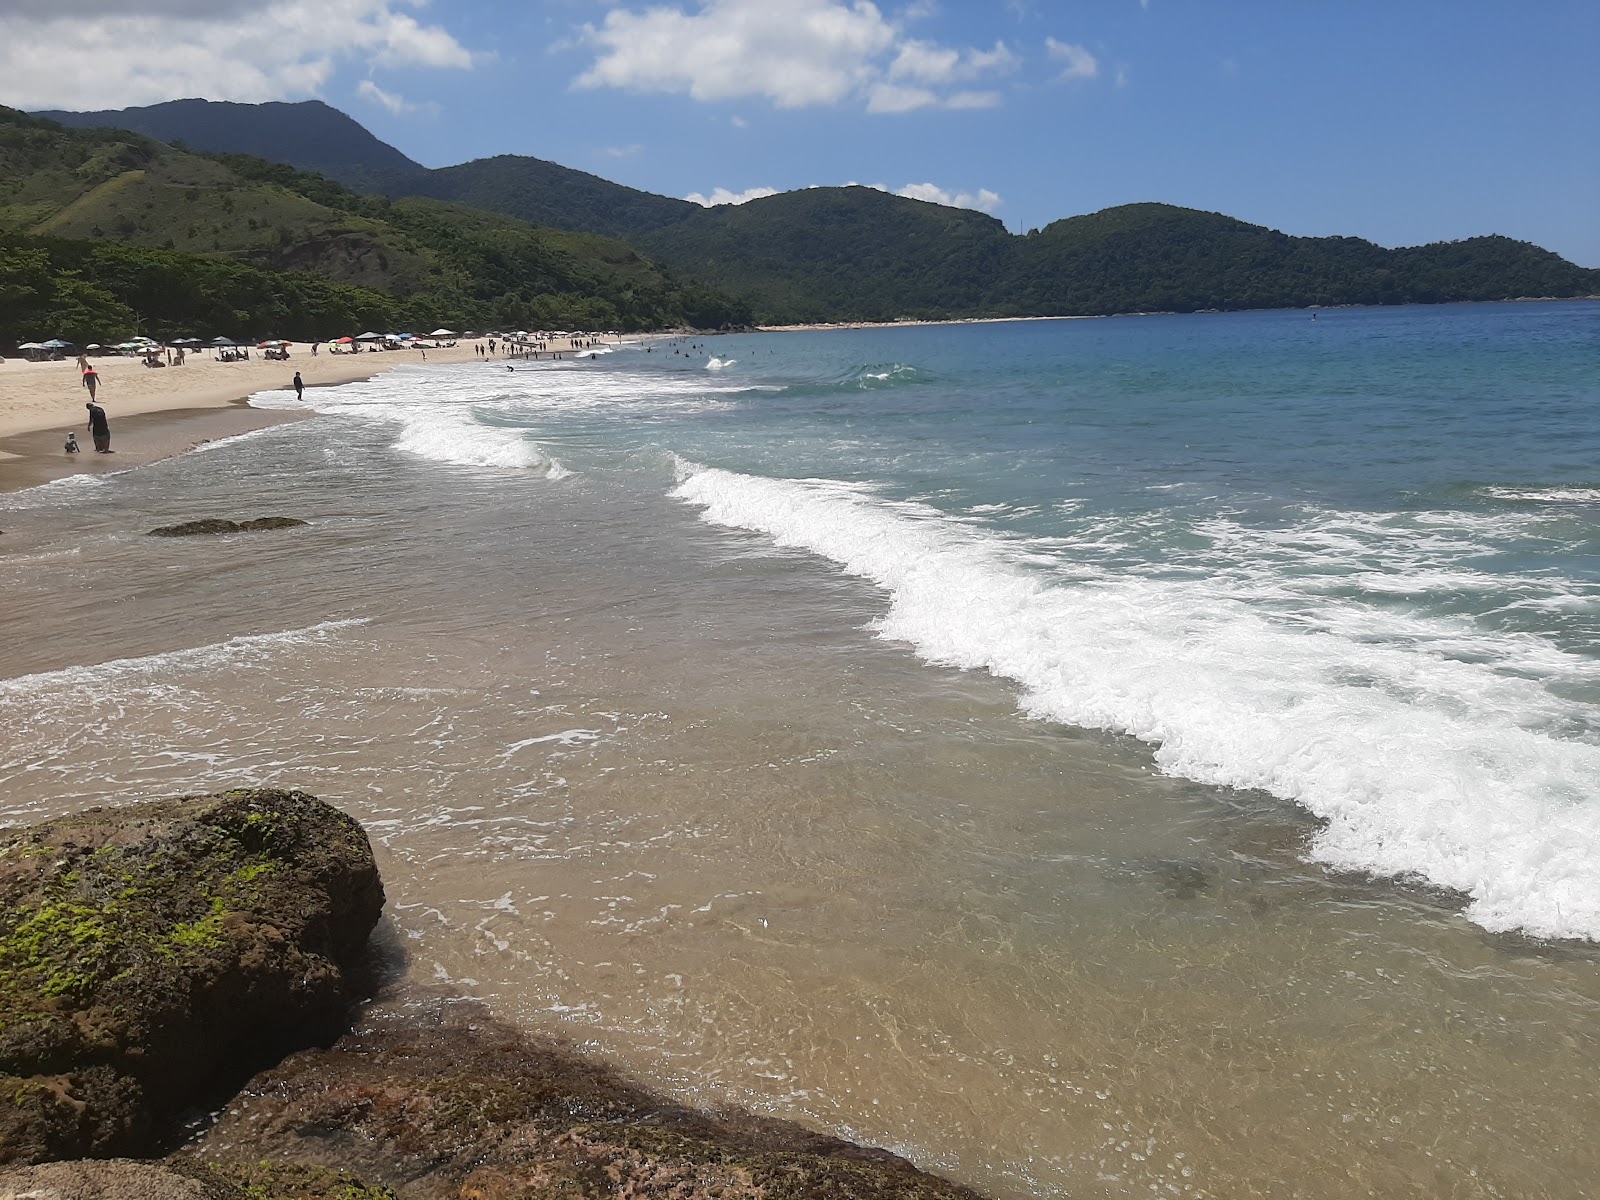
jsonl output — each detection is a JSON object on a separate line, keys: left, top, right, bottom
{"left": 4, "top": 1, "right": 1597, "bottom": 265}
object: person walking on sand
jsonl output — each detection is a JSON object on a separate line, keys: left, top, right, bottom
{"left": 85, "top": 400, "right": 112, "bottom": 453}
{"left": 81, "top": 363, "right": 100, "bottom": 401}
{"left": 292, "top": 370, "right": 304, "bottom": 401}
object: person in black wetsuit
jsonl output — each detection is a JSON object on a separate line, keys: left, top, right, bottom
{"left": 293, "top": 370, "right": 304, "bottom": 401}
{"left": 85, "top": 400, "right": 112, "bottom": 452}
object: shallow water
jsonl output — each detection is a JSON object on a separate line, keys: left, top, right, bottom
{"left": 2, "top": 304, "right": 1598, "bottom": 1198}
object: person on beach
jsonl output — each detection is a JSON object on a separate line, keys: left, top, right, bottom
{"left": 293, "top": 370, "right": 304, "bottom": 401}
{"left": 64, "top": 431, "right": 80, "bottom": 454}
{"left": 81, "top": 364, "right": 100, "bottom": 400}
{"left": 85, "top": 400, "right": 111, "bottom": 453}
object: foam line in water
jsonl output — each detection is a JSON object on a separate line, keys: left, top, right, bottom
{"left": 249, "top": 373, "right": 567, "bottom": 475}
{"left": 1480, "top": 486, "right": 1600, "bottom": 504}
{"left": 670, "top": 461, "right": 1600, "bottom": 941}
{"left": 0, "top": 619, "right": 370, "bottom": 698}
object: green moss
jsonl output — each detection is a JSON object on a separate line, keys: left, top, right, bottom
{"left": 195, "top": 1160, "right": 399, "bottom": 1200}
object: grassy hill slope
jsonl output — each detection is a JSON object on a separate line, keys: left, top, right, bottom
{"left": 0, "top": 109, "right": 750, "bottom": 337}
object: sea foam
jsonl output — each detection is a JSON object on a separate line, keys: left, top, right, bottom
{"left": 671, "top": 462, "right": 1600, "bottom": 941}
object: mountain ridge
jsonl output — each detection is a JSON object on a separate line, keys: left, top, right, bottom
{"left": 16, "top": 98, "right": 1600, "bottom": 327}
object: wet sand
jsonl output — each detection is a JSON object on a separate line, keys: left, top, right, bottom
{"left": 0, "top": 403, "right": 307, "bottom": 492}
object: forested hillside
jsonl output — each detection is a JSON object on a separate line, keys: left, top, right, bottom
{"left": 0, "top": 108, "right": 750, "bottom": 342}
{"left": 35, "top": 99, "right": 423, "bottom": 194}
{"left": 19, "top": 99, "right": 1600, "bottom": 330}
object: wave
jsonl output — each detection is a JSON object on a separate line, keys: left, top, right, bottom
{"left": 250, "top": 372, "right": 567, "bottom": 475}
{"left": 0, "top": 472, "right": 113, "bottom": 512}
{"left": 0, "top": 619, "right": 370, "bottom": 699}
{"left": 1480, "top": 486, "right": 1600, "bottom": 505}
{"left": 773, "top": 363, "right": 930, "bottom": 398}
{"left": 670, "top": 462, "right": 1600, "bottom": 942}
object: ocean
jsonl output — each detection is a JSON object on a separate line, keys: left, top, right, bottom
{"left": 2, "top": 300, "right": 1597, "bottom": 1198}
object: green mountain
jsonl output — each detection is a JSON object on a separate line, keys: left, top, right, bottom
{"left": 30, "top": 98, "right": 692, "bottom": 241}
{"left": 401, "top": 155, "right": 695, "bottom": 241}
{"left": 33, "top": 99, "right": 423, "bottom": 194}
{"left": 16, "top": 100, "right": 1600, "bottom": 332}
{"left": 634, "top": 186, "right": 1011, "bottom": 323}
{"left": 0, "top": 108, "right": 749, "bottom": 343}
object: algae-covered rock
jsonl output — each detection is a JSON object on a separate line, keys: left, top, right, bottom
{"left": 147, "top": 518, "right": 307, "bottom": 537}
{"left": 181, "top": 998, "right": 983, "bottom": 1200}
{"left": 0, "top": 790, "right": 384, "bottom": 1166}
{"left": 0, "top": 1158, "right": 396, "bottom": 1199}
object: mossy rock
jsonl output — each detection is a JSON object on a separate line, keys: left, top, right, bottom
{"left": 180, "top": 999, "right": 984, "bottom": 1200}
{"left": 0, "top": 789, "right": 383, "bottom": 1165}
{"left": 147, "top": 518, "right": 308, "bottom": 537}
{"left": 0, "top": 1158, "right": 395, "bottom": 1199}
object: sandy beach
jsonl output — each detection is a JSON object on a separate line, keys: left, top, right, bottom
{"left": 0, "top": 338, "right": 609, "bottom": 492}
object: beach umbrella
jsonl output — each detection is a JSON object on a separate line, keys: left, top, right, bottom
{"left": 355, "top": 331, "right": 384, "bottom": 341}
{"left": 257, "top": 339, "right": 289, "bottom": 348}
{"left": 41, "top": 338, "right": 73, "bottom": 348}
{"left": 17, "top": 341, "right": 42, "bottom": 350}
{"left": 211, "top": 336, "right": 237, "bottom": 346}
{"left": 429, "top": 328, "right": 457, "bottom": 337}
{"left": 336, "top": 336, "right": 355, "bottom": 344}
{"left": 85, "top": 343, "right": 102, "bottom": 350}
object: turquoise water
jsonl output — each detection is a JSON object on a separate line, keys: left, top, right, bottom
{"left": 313, "top": 300, "right": 1599, "bottom": 941}
{"left": 5, "top": 300, "right": 1600, "bottom": 1198}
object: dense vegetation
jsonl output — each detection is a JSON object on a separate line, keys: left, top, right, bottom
{"left": 402, "top": 155, "right": 696, "bottom": 241}
{"left": 36, "top": 98, "right": 423, "bottom": 194}
{"left": 636, "top": 197, "right": 1600, "bottom": 324}
{"left": 0, "top": 108, "right": 750, "bottom": 343}
{"left": 14, "top": 99, "right": 1600, "bottom": 335}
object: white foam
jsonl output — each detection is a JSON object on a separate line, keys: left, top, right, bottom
{"left": 0, "top": 472, "right": 111, "bottom": 511}
{"left": 706, "top": 357, "right": 736, "bottom": 370}
{"left": 249, "top": 369, "right": 567, "bottom": 475}
{"left": 0, "top": 619, "right": 369, "bottom": 698}
{"left": 671, "top": 463, "right": 1600, "bottom": 941}
{"left": 1481, "top": 486, "right": 1600, "bottom": 504}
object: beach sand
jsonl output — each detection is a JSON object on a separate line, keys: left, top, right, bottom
{"left": 0, "top": 337, "right": 609, "bottom": 491}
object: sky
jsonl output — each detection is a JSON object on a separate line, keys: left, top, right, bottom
{"left": 3, "top": 1, "right": 1597, "bottom": 266}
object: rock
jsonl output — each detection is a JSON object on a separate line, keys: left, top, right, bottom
{"left": 0, "top": 1159, "right": 395, "bottom": 1199}
{"left": 0, "top": 1159, "right": 222, "bottom": 1200}
{"left": 146, "top": 519, "right": 307, "bottom": 537}
{"left": 0, "top": 790, "right": 384, "bottom": 1166}
{"left": 178, "top": 997, "right": 984, "bottom": 1200}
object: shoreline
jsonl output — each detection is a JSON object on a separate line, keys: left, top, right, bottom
{"left": 757, "top": 294, "right": 1600, "bottom": 333}
{"left": 0, "top": 337, "right": 617, "bottom": 494}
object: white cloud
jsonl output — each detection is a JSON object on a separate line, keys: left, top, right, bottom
{"left": 945, "top": 90, "right": 1002, "bottom": 110}
{"left": 601, "top": 143, "right": 645, "bottom": 157}
{"left": 576, "top": 0, "right": 1016, "bottom": 113}
{"left": 685, "top": 186, "right": 780, "bottom": 206}
{"left": 894, "top": 182, "right": 1003, "bottom": 213}
{"left": 689, "top": 180, "right": 1002, "bottom": 215}
{"left": 1046, "top": 36, "right": 1098, "bottom": 82}
{"left": 866, "top": 82, "right": 940, "bottom": 114}
{"left": 356, "top": 79, "right": 414, "bottom": 114}
{"left": 730, "top": 115, "right": 749, "bottom": 128}
{"left": 0, "top": 0, "right": 475, "bottom": 109}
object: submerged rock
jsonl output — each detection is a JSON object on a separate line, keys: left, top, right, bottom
{"left": 147, "top": 518, "right": 308, "bottom": 537}
{"left": 180, "top": 997, "right": 984, "bottom": 1200}
{"left": 0, "top": 789, "right": 384, "bottom": 1166}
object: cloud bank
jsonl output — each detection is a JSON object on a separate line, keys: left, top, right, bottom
{"left": 578, "top": 0, "right": 1018, "bottom": 114}
{"left": 0, "top": 0, "right": 474, "bottom": 110}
